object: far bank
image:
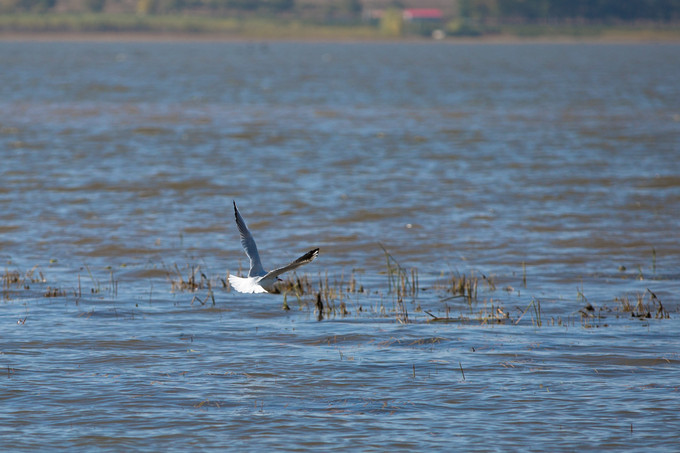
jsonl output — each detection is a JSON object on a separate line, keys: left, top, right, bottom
{"left": 0, "top": 13, "right": 679, "bottom": 42}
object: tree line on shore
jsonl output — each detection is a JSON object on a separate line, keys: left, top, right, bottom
{"left": 2, "top": 0, "right": 679, "bottom": 22}
{"left": 462, "top": 0, "right": 680, "bottom": 23}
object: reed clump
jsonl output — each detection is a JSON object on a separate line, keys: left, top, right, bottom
{"left": 44, "top": 286, "right": 67, "bottom": 297}
{"left": 615, "top": 289, "right": 669, "bottom": 319}
{"left": 2, "top": 265, "right": 45, "bottom": 290}
{"left": 379, "top": 243, "right": 419, "bottom": 300}
{"left": 278, "top": 273, "right": 321, "bottom": 314}
{"left": 448, "top": 273, "right": 478, "bottom": 301}
{"left": 165, "top": 263, "right": 220, "bottom": 305}
{"left": 277, "top": 274, "right": 314, "bottom": 296}
{"left": 3, "top": 265, "right": 49, "bottom": 301}
{"left": 167, "top": 264, "right": 210, "bottom": 292}
{"left": 3, "top": 270, "right": 22, "bottom": 289}
{"left": 278, "top": 270, "right": 361, "bottom": 319}
{"left": 434, "top": 269, "right": 484, "bottom": 304}
{"left": 396, "top": 296, "right": 409, "bottom": 324}
{"left": 273, "top": 245, "right": 506, "bottom": 324}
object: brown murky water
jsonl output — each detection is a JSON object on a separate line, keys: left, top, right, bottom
{"left": 1, "top": 42, "right": 679, "bottom": 450}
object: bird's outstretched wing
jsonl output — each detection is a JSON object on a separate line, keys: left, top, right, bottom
{"left": 264, "top": 248, "right": 319, "bottom": 280}
{"left": 233, "top": 201, "right": 266, "bottom": 277}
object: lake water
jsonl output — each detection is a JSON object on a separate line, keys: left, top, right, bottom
{"left": 1, "top": 41, "right": 679, "bottom": 451}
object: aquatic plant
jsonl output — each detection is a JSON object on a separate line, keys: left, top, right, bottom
{"left": 44, "top": 286, "right": 67, "bottom": 297}
{"left": 2, "top": 265, "right": 45, "bottom": 290}
{"left": 396, "top": 296, "right": 409, "bottom": 324}
{"left": 5, "top": 245, "right": 670, "bottom": 330}
{"left": 277, "top": 269, "right": 365, "bottom": 320}
{"left": 167, "top": 263, "right": 210, "bottom": 292}
{"left": 164, "top": 263, "right": 220, "bottom": 305}
{"left": 424, "top": 298, "right": 510, "bottom": 325}
{"left": 379, "top": 243, "right": 419, "bottom": 300}
{"left": 2, "top": 265, "right": 48, "bottom": 301}
{"left": 515, "top": 298, "right": 542, "bottom": 327}
{"left": 83, "top": 264, "right": 102, "bottom": 294}
{"left": 446, "top": 272, "right": 478, "bottom": 302}
{"left": 615, "top": 289, "right": 669, "bottom": 319}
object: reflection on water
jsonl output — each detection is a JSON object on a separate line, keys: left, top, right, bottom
{"left": 1, "top": 42, "right": 679, "bottom": 450}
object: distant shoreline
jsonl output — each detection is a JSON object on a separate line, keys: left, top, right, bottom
{"left": 1, "top": 13, "right": 678, "bottom": 44}
{"left": 2, "top": 30, "right": 679, "bottom": 44}
{"left": 1, "top": 12, "right": 679, "bottom": 44}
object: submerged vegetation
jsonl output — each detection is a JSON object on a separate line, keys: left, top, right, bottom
{"left": 614, "top": 288, "right": 669, "bottom": 319}
{"left": 2, "top": 265, "right": 45, "bottom": 291}
{"left": 215, "top": 244, "right": 677, "bottom": 326}
{"left": 3, "top": 242, "right": 677, "bottom": 328}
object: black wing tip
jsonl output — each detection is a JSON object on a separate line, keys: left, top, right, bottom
{"left": 292, "top": 248, "right": 319, "bottom": 265}
{"left": 305, "top": 248, "right": 320, "bottom": 261}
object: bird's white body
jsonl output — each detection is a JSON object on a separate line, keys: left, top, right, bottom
{"left": 228, "top": 275, "right": 275, "bottom": 294}
{"left": 229, "top": 201, "right": 319, "bottom": 294}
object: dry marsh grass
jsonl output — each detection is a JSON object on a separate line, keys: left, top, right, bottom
{"left": 2, "top": 265, "right": 45, "bottom": 290}
{"left": 379, "top": 243, "right": 419, "bottom": 301}
{"left": 615, "top": 289, "right": 669, "bottom": 319}
{"left": 166, "top": 263, "right": 226, "bottom": 306}
{"left": 4, "top": 244, "right": 675, "bottom": 328}
{"left": 167, "top": 263, "right": 210, "bottom": 292}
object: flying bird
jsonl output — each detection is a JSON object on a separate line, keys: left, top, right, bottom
{"left": 228, "top": 201, "right": 319, "bottom": 294}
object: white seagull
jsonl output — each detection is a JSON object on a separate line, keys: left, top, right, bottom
{"left": 228, "top": 201, "right": 319, "bottom": 294}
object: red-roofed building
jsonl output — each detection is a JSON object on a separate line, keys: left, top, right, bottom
{"left": 403, "top": 8, "right": 444, "bottom": 21}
